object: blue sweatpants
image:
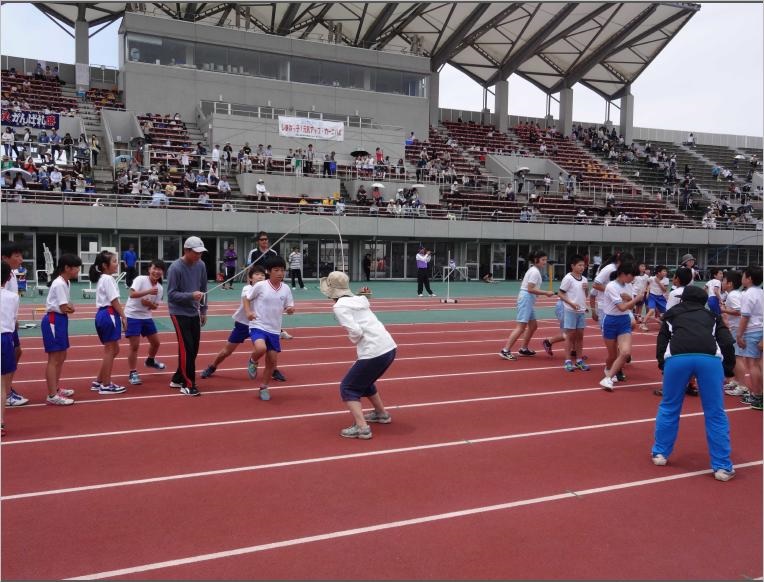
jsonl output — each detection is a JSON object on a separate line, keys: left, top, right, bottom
{"left": 652, "top": 353, "right": 732, "bottom": 471}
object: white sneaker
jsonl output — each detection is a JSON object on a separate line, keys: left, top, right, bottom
{"left": 603, "top": 369, "right": 618, "bottom": 384}
{"left": 652, "top": 454, "right": 668, "bottom": 466}
{"left": 279, "top": 330, "right": 294, "bottom": 340}
{"left": 725, "top": 385, "right": 748, "bottom": 396}
{"left": 600, "top": 376, "right": 614, "bottom": 392}
{"left": 418, "top": 294, "right": 423, "bottom": 297}
{"left": 57, "top": 388, "right": 75, "bottom": 397}
{"left": 714, "top": 468, "right": 735, "bottom": 482}
{"left": 46, "top": 393, "right": 74, "bottom": 406}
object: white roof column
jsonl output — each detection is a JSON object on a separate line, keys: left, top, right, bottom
{"left": 495, "top": 79, "right": 508, "bottom": 133}
{"left": 558, "top": 86, "right": 573, "bottom": 138}
{"left": 619, "top": 84, "right": 634, "bottom": 146}
{"left": 74, "top": 4, "right": 89, "bottom": 92}
{"left": 429, "top": 70, "right": 440, "bottom": 127}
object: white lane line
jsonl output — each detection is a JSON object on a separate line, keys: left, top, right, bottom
{"left": 63, "top": 459, "right": 763, "bottom": 580}
{"left": 2, "top": 379, "right": 664, "bottom": 445}
{"left": 16, "top": 339, "right": 658, "bottom": 367}
{"left": 8, "top": 358, "right": 657, "bottom": 403}
{"left": 2, "top": 407, "right": 750, "bottom": 500}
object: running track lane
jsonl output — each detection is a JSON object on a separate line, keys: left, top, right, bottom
{"left": 2, "top": 418, "right": 760, "bottom": 579}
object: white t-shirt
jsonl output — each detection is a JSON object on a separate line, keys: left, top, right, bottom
{"left": 594, "top": 263, "right": 617, "bottom": 288}
{"left": 520, "top": 265, "right": 543, "bottom": 292}
{"left": 95, "top": 274, "right": 120, "bottom": 308}
{"left": 558, "top": 273, "right": 588, "bottom": 312}
{"left": 666, "top": 286, "right": 685, "bottom": 311}
{"left": 0, "top": 287, "right": 19, "bottom": 333}
{"left": 125, "top": 276, "right": 163, "bottom": 319}
{"left": 632, "top": 274, "right": 649, "bottom": 296}
{"left": 46, "top": 276, "right": 71, "bottom": 313}
{"left": 5, "top": 271, "right": 18, "bottom": 294}
{"left": 232, "top": 284, "right": 254, "bottom": 326}
{"left": 740, "top": 286, "right": 763, "bottom": 330}
{"left": 725, "top": 289, "right": 742, "bottom": 330}
{"left": 648, "top": 275, "right": 669, "bottom": 296}
{"left": 603, "top": 280, "right": 633, "bottom": 316}
{"left": 705, "top": 279, "right": 722, "bottom": 299}
{"left": 247, "top": 280, "right": 294, "bottom": 334}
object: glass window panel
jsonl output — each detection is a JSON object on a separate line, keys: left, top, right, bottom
{"left": 162, "top": 38, "right": 190, "bottom": 66}
{"left": 80, "top": 234, "right": 99, "bottom": 253}
{"left": 229, "top": 47, "right": 255, "bottom": 76}
{"left": 259, "top": 52, "right": 287, "bottom": 80}
{"left": 320, "top": 61, "right": 347, "bottom": 88}
{"left": 291, "top": 56, "right": 320, "bottom": 85}
{"left": 401, "top": 72, "right": 424, "bottom": 97}
{"left": 127, "top": 33, "right": 163, "bottom": 64}
{"left": 195, "top": 42, "right": 228, "bottom": 73}
{"left": 161, "top": 236, "right": 180, "bottom": 262}
{"left": 375, "top": 68, "right": 401, "bottom": 94}
{"left": 347, "top": 64, "right": 366, "bottom": 90}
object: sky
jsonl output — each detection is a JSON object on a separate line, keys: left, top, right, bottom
{"left": 1, "top": 2, "right": 762, "bottom": 136}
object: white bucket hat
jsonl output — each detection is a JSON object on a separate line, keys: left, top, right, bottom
{"left": 319, "top": 271, "right": 353, "bottom": 299}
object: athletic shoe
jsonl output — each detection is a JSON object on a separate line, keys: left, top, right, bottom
{"left": 750, "top": 396, "right": 763, "bottom": 411}
{"left": 653, "top": 388, "right": 663, "bottom": 396}
{"left": 576, "top": 360, "right": 590, "bottom": 371}
{"left": 169, "top": 380, "right": 185, "bottom": 389}
{"left": 418, "top": 294, "right": 423, "bottom": 297}
{"left": 616, "top": 370, "right": 626, "bottom": 382}
{"left": 542, "top": 339, "right": 553, "bottom": 357}
{"left": 429, "top": 293, "right": 437, "bottom": 297}
{"left": 272, "top": 369, "right": 286, "bottom": 382}
{"left": 247, "top": 358, "right": 258, "bottom": 380}
{"left": 600, "top": 376, "right": 614, "bottom": 392}
{"left": 340, "top": 424, "right": 372, "bottom": 440}
{"left": 625, "top": 355, "right": 632, "bottom": 364}
{"left": 279, "top": 330, "right": 294, "bottom": 340}
{"left": 98, "top": 383, "right": 127, "bottom": 395}
{"left": 145, "top": 358, "right": 166, "bottom": 370}
{"left": 723, "top": 380, "right": 739, "bottom": 391}
{"left": 518, "top": 348, "right": 536, "bottom": 356}
{"left": 724, "top": 385, "right": 748, "bottom": 397}
{"left": 91, "top": 380, "right": 101, "bottom": 392}
{"left": 685, "top": 385, "right": 699, "bottom": 397}
{"left": 741, "top": 393, "right": 756, "bottom": 405}
{"left": 259, "top": 387, "right": 271, "bottom": 401}
{"left": 564, "top": 360, "right": 576, "bottom": 372}
{"left": 714, "top": 468, "right": 736, "bottom": 482}
{"left": 1, "top": 423, "right": 5, "bottom": 437}
{"left": 603, "top": 369, "right": 618, "bottom": 383}
{"left": 46, "top": 392, "right": 74, "bottom": 406}
{"left": 57, "top": 388, "right": 75, "bottom": 397}
{"left": 364, "top": 410, "right": 392, "bottom": 424}
{"left": 652, "top": 454, "right": 668, "bottom": 466}
{"left": 499, "top": 349, "right": 517, "bottom": 361}
{"left": 180, "top": 386, "right": 201, "bottom": 397}
{"left": 128, "top": 371, "right": 142, "bottom": 385}
{"left": 5, "top": 388, "right": 29, "bottom": 407}
{"left": 639, "top": 324, "right": 649, "bottom": 332}
{"left": 200, "top": 365, "right": 216, "bottom": 379}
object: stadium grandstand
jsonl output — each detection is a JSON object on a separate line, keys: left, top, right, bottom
{"left": 1, "top": 1, "right": 761, "bottom": 282}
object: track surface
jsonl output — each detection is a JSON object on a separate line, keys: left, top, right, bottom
{"left": 2, "top": 297, "right": 762, "bottom": 580}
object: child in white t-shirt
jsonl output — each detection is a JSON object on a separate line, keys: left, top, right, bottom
{"left": 632, "top": 263, "right": 650, "bottom": 323}
{"left": 721, "top": 270, "right": 747, "bottom": 396}
{"left": 125, "top": 259, "right": 167, "bottom": 385}
{"left": 641, "top": 265, "right": 669, "bottom": 331}
{"left": 89, "top": 251, "right": 127, "bottom": 395}
{"left": 736, "top": 266, "right": 763, "bottom": 410}
{"left": 1, "top": 262, "right": 20, "bottom": 434}
{"left": 246, "top": 256, "right": 295, "bottom": 401}
{"left": 704, "top": 268, "right": 724, "bottom": 316}
{"left": 556, "top": 255, "right": 590, "bottom": 372}
{"left": 201, "top": 264, "right": 265, "bottom": 380}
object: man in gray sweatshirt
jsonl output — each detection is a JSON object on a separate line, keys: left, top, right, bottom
{"left": 167, "top": 236, "right": 208, "bottom": 396}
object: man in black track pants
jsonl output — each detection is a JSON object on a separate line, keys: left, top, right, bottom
{"left": 167, "top": 236, "right": 208, "bottom": 397}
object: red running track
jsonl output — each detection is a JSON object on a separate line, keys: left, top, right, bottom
{"left": 2, "top": 319, "right": 761, "bottom": 579}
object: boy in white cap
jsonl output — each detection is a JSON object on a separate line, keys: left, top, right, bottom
{"left": 166, "top": 236, "right": 208, "bottom": 397}
{"left": 321, "top": 271, "right": 396, "bottom": 440}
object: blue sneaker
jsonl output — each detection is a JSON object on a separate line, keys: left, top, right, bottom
{"left": 98, "top": 383, "right": 127, "bottom": 395}
{"left": 5, "top": 388, "right": 29, "bottom": 407}
{"left": 576, "top": 360, "right": 590, "bottom": 371}
{"left": 91, "top": 380, "right": 101, "bottom": 392}
{"left": 259, "top": 387, "right": 271, "bottom": 401}
{"left": 201, "top": 365, "right": 216, "bottom": 379}
{"left": 247, "top": 358, "right": 258, "bottom": 380}
{"left": 128, "top": 371, "right": 142, "bottom": 385}
{"left": 563, "top": 360, "right": 576, "bottom": 372}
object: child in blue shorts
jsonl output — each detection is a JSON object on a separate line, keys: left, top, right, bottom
{"left": 704, "top": 268, "right": 724, "bottom": 316}
{"left": 642, "top": 265, "right": 668, "bottom": 330}
{"left": 90, "top": 251, "right": 127, "bottom": 395}
{"left": 42, "top": 254, "right": 82, "bottom": 405}
{"left": 600, "top": 262, "right": 640, "bottom": 391}
{"left": 246, "top": 257, "right": 295, "bottom": 401}
{"left": 557, "top": 255, "right": 590, "bottom": 372}
{"left": 125, "top": 259, "right": 167, "bottom": 385}
{"left": 1, "top": 262, "right": 20, "bottom": 434}
{"left": 201, "top": 264, "right": 265, "bottom": 379}
{"left": 736, "top": 265, "right": 763, "bottom": 410}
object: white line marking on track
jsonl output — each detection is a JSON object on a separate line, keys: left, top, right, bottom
{"left": 2, "top": 407, "right": 750, "bottom": 500}
{"left": 63, "top": 459, "right": 763, "bottom": 580}
{"left": 2, "top": 379, "right": 664, "bottom": 445}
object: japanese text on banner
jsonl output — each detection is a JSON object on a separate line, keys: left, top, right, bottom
{"left": 278, "top": 116, "right": 344, "bottom": 142}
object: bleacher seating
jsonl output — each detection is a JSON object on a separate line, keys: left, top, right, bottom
{"left": 86, "top": 88, "right": 125, "bottom": 111}
{"left": 0, "top": 71, "right": 78, "bottom": 114}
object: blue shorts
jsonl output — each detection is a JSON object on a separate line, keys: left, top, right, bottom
{"left": 563, "top": 310, "right": 587, "bottom": 330}
{"left": 340, "top": 348, "right": 396, "bottom": 401}
{"left": 125, "top": 317, "right": 158, "bottom": 338}
{"left": 11, "top": 330, "right": 19, "bottom": 348}
{"left": 738, "top": 330, "right": 763, "bottom": 359}
{"left": 249, "top": 327, "right": 282, "bottom": 352}
{"left": 227, "top": 322, "right": 250, "bottom": 344}
{"left": 1, "top": 333, "right": 17, "bottom": 375}
{"left": 41, "top": 312, "right": 69, "bottom": 353}
{"left": 647, "top": 293, "right": 667, "bottom": 313}
{"left": 602, "top": 314, "right": 632, "bottom": 340}
{"left": 516, "top": 290, "right": 536, "bottom": 324}
{"left": 707, "top": 296, "right": 721, "bottom": 316}
{"left": 95, "top": 306, "right": 122, "bottom": 344}
{"left": 555, "top": 301, "right": 564, "bottom": 329}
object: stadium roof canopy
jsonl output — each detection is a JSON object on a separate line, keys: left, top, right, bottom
{"left": 33, "top": 2, "right": 699, "bottom": 100}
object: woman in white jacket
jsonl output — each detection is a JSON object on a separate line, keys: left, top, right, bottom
{"left": 320, "top": 271, "right": 396, "bottom": 440}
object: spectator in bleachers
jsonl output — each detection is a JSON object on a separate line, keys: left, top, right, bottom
{"left": 218, "top": 176, "right": 231, "bottom": 196}
{"left": 49, "top": 166, "right": 62, "bottom": 190}
{"left": 221, "top": 199, "right": 236, "bottom": 212}
{"left": 196, "top": 142, "right": 207, "bottom": 157}
{"left": 305, "top": 144, "right": 315, "bottom": 174}
{"left": 150, "top": 186, "right": 169, "bottom": 207}
{"left": 1, "top": 127, "right": 17, "bottom": 159}
{"left": 264, "top": 145, "right": 273, "bottom": 171}
{"left": 222, "top": 142, "right": 233, "bottom": 173}
{"left": 255, "top": 178, "right": 270, "bottom": 201}
{"left": 49, "top": 129, "right": 62, "bottom": 161}
{"left": 33, "top": 62, "right": 43, "bottom": 80}
{"left": 89, "top": 135, "right": 101, "bottom": 166}
{"left": 77, "top": 133, "right": 88, "bottom": 159}
{"left": 197, "top": 191, "right": 212, "bottom": 209}
{"left": 61, "top": 132, "right": 74, "bottom": 162}
{"left": 165, "top": 181, "right": 177, "bottom": 200}
{"left": 211, "top": 144, "right": 220, "bottom": 167}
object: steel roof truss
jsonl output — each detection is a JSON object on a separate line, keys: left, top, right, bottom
{"left": 431, "top": 3, "right": 491, "bottom": 69}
